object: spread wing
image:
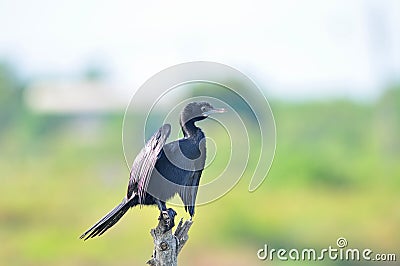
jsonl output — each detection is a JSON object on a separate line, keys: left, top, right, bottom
{"left": 179, "top": 170, "right": 202, "bottom": 217}
{"left": 127, "top": 124, "right": 171, "bottom": 205}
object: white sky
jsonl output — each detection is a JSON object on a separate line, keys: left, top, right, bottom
{"left": 0, "top": 0, "right": 399, "bottom": 101}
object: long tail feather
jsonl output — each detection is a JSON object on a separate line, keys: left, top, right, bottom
{"left": 80, "top": 198, "right": 132, "bottom": 240}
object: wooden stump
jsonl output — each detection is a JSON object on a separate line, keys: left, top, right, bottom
{"left": 147, "top": 217, "right": 193, "bottom": 266}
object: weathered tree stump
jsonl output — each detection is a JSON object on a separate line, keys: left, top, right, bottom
{"left": 147, "top": 216, "right": 193, "bottom": 266}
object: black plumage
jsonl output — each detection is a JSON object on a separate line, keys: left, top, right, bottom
{"left": 80, "top": 101, "right": 225, "bottom": 240}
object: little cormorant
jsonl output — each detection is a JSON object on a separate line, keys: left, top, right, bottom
{"left": 80, "top": 101, "right": 225, "bottom": 240}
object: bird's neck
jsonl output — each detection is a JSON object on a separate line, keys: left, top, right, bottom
{"left": 181, "top": 120, "right": 203, "bottom": 139}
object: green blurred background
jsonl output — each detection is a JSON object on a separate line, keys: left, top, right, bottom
{"left": 0, "top": 2, "right": 400, "bottom": 265}
{"left": 1, "top": 61, "right": 399, "bottom": 265}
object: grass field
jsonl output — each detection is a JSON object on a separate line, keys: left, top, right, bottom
{"left": 1, "top": 88, "right": 399, "bottom": 265}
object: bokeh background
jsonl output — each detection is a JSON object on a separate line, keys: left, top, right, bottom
{"left": 0, "top": 1, "right": 399, "bottom": 265}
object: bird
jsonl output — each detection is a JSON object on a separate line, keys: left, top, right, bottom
{"left": 80, "top": 101, "right": 225, "bottom": 240}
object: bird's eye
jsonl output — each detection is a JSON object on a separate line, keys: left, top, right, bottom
{"left": 201, "top": 106, "right": 206, "bottom": 112}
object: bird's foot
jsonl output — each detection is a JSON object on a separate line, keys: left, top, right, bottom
{"left": 158, "top": 208, "right": 177, "bottom": 232}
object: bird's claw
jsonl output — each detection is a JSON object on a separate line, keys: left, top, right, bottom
{"left": 158, "top": 208, "right": 177, "bottom": 232}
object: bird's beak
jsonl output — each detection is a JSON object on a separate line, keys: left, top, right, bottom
{"left": 203, "top": 107, "right": 226, "bottom": 116}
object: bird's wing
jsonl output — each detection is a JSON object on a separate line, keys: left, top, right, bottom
{"left": 179, "top": 170, "right": 202, "bottom": 217}
{"left": 127, "top": 124, "right": 171, "bottom": 204}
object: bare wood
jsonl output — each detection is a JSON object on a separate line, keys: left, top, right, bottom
{"left": 147, "top": 217, "right": 193, "bottom": 266}
{"left": 174, "top": 218, "right": 193, "bottom": 254}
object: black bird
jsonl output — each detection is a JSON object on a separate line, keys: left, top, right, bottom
{"left": 80, "top": 101, "right": 225, "bottom": 240}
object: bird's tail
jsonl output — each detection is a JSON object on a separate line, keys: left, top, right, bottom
{"left": 80, "top": 197, "right": 133, "bottom": 240}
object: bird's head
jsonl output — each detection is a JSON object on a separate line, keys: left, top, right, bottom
{"left": 180, "top": 101, "right": 226, "bottom": 126}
